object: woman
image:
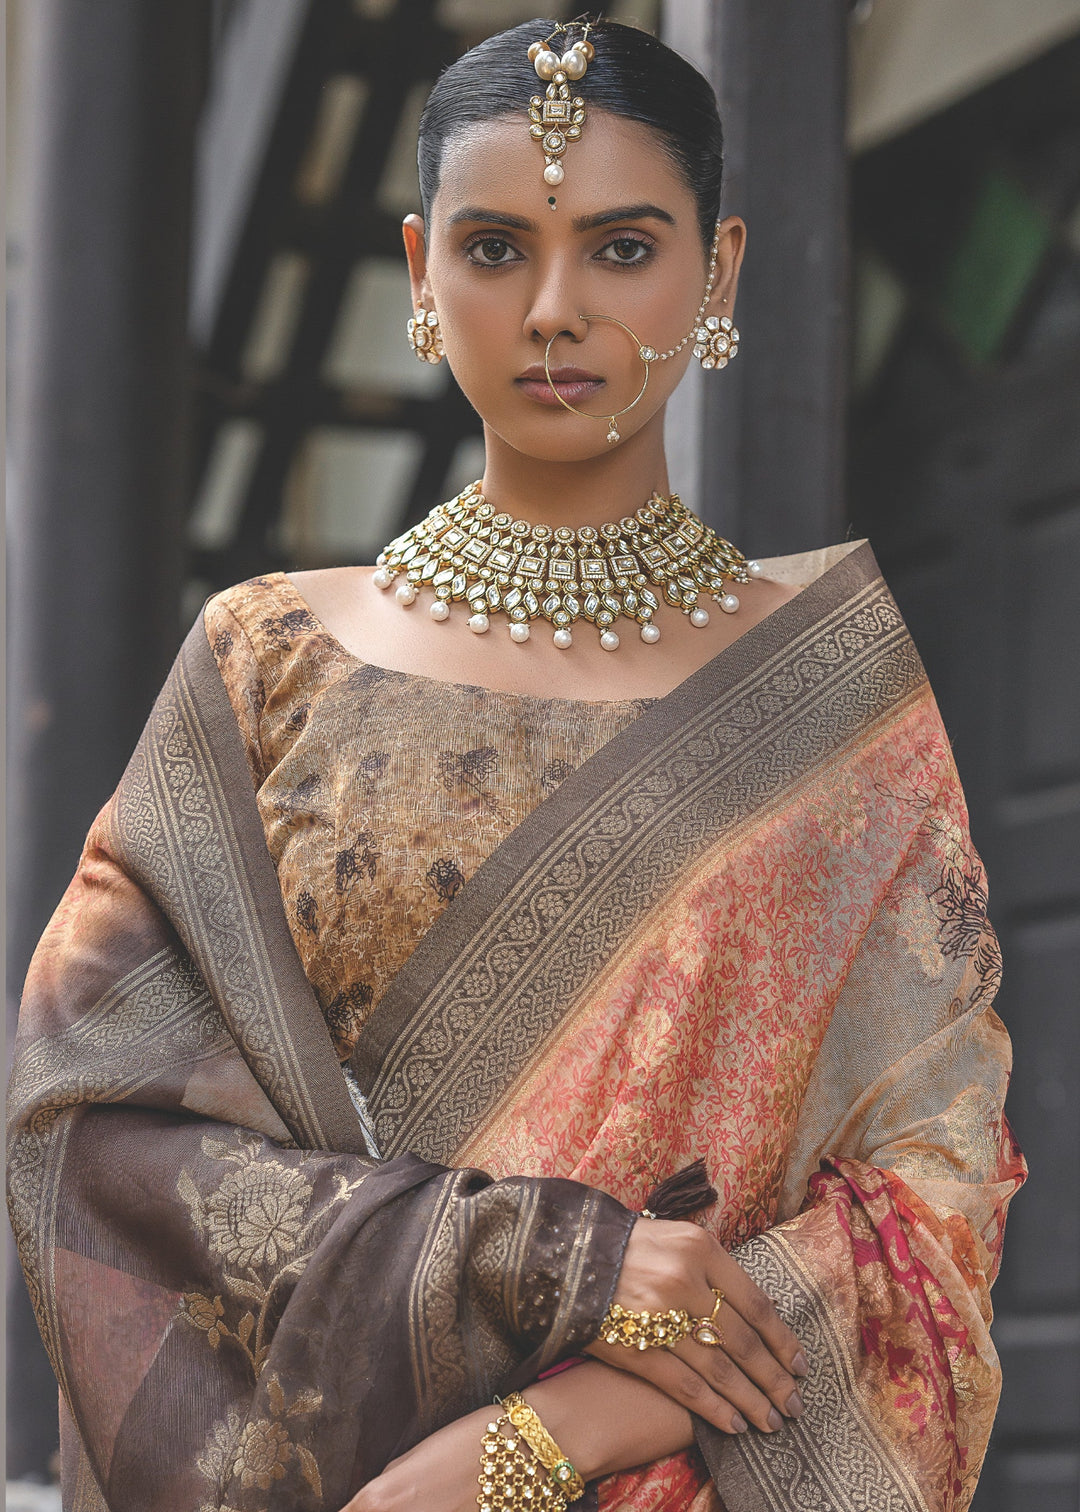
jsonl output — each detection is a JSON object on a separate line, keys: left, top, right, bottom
{"left": 7, "top": 18, "right": 1024, "bottom": 1512}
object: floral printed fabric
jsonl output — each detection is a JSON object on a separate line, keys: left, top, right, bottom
{"left": 204, "top": 574, "right": 650, "bottom": 1061}
{"left": 8, "top": 545, "right": 1024, "bottom": 1512}
{"left": 200, "top": 561, "right": 1024, "bottom": 1512}
{"left": 450, "top": 680, "right": 1025, "bottom": 1512}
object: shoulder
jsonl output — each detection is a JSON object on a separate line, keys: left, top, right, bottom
{"left": 203, "top": 567, "right": 361, "bottom": 696}
{"left": 205, "top": 572, "right": 313, "bottom": 656}
{"left": 204, "top": 570, "right": 362, "bottom": 675}
{"left": 202, "top": 570, "right": 365, "bottom": 788}
{"left": 754, "top": 538, "right": 873, "bottom": 589}
{"left": 285, "top": 566, "right": 373, "bottom": 639}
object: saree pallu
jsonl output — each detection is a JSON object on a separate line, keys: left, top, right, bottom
{"left": 6, "top": 623, "right": 634, "bottom": 1510}
{"left": 8, "top": 540, "right": 1024, "bottom": 1512}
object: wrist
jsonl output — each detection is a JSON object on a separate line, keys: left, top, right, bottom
{"left": 521, "top": 1371, "right": 604, "bottom": 1481}
{"left": 523, "top": 1362, "right": 693, "bottom": 1482}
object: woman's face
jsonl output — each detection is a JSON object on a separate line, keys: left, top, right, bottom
{"left": 405, "top": 109, "right": 744, "bottom": 463}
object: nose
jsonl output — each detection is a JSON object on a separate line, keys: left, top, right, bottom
{"left": 522, "top": 255, "right": 588, "bottom": 347}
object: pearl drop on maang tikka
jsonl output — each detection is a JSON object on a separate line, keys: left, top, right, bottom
{"left": 374, "top": 481, "right": 762, "bottom": 652}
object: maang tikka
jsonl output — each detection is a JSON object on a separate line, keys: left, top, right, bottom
{"left": 527, "top": 23, "right": 594, "bottom": 190}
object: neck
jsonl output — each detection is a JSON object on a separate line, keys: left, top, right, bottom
{"left": 478, "top": 410, "right": 673, "bottom": 528}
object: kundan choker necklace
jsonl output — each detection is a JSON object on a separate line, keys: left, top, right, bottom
{"left": 373, "top": 481, "right": 763, "bottom": 651}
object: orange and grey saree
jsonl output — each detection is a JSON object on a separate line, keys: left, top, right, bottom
{"left": 9, "top": 539, "right": 1023, "bottom": 1511}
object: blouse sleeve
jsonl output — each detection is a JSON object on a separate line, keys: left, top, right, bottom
{"left": 203, "top": 591, "right": 269, "bottom": 789}
{"left": 697, "top": 752, "right": 1026, "bottom": 1512}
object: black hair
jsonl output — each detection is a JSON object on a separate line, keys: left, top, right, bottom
{"left": 417, "top": 18, "right": 723, "bottom": 248}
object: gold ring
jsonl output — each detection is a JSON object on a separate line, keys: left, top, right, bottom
{"left": 689, "top": 1287, "right": 725, "bottom": 1348}
{"left": 544, "top": 314, "right": 654, "bottom": 444}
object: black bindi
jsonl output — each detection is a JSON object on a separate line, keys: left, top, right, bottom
{"left": 548, "top": 195, "right": 557, "bottom": 210}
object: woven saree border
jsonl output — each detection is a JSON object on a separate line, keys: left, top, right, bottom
{"left": 702, "top": 1229, "right": 933, "bottom": 1512}
{"left": 112, "top": 618, "right": 367, "bottom": 1154}
{"left": 356, "top": 542, "right": 929, "bottom": 1163}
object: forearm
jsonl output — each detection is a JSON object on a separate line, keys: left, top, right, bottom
{"left": 525, "top": 1361, "right": 694, "bottom": 1479}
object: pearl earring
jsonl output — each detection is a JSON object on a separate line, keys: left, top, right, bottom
{"left": 406, "top": 306, "right": 444, "bottom": 364}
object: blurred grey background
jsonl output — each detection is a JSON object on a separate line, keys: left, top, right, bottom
{"left": 6, "top": 0, "right": 1080, "bottom": 1505}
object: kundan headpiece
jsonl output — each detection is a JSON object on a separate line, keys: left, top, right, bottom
{"left": 527, "top": 22, "right": 595, "bottom": 190}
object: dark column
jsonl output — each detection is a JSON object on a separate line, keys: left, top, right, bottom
{"left": 664, "top": 0, "right": 849, "bottom": 554}
{"left": 6, "top": 0, "right": 208, "bottom": 1480}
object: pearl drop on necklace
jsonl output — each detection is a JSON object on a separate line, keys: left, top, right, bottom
{"left": 373, "top": 482, "right": 755, "bottom": 652}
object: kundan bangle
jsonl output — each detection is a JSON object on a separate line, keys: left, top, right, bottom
{"left": 477, "top": 1393, "right": 584, "bottom": 1510}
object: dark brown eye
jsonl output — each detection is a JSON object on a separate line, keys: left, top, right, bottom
{"left": 476, "top": 238, "right": 511, "bottom": 262}
{"left": 602, "top": 237, "right": 649, "bottom": 264}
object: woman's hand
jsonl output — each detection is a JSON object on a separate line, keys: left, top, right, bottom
{"left": 340, "top": 1360, "right": 696, "bottom": 1512}
{"left": 588, "top": 1217, "right": 810, "bottom": 1436}
{"left": 340, "top": 1404, "right": 494, "bottom": 1512}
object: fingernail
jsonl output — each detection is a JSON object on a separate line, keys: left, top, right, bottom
{"left": 767, "top": 1408, "right": 784, "bottom": 1431}
{"left": 792, "top": 1351, "right": 810, "bottom": 1377}
{"left": 731, "top": 1413, "right": 748, "bottom": 1433}
{"left": 785, "top": 1390, "right": 804, "bottom": 1419}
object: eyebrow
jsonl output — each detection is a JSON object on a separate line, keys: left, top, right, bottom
{"left": 446, "top": 202, "right": 677, "bottom": 233}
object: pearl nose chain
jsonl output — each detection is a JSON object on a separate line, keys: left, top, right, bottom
{"left": 544, "top": 222, "right": 726, "bottom": 444}
{"left": 373, "top": 481, "right": 763, "bottom": 652}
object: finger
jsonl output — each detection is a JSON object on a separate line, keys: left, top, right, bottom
{"left": 585, "top": 1337, "right": 764, "bottom": 1437}
{"left": 672, "top": 1315, "right": 802, "bottom": 1433}
{"left": 707, "top": 1258, "right": 808, "bottom": 1378}
{"left": 710, "top": 1303, "right": 805, "bottom": 1419}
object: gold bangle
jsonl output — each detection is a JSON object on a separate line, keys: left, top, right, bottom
{"left": 503, "top": 1393, "right": 586, "bottom": 1501}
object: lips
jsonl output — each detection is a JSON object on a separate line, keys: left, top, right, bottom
{"left": 516, "top": 363, "right": 605, "bottom": 407}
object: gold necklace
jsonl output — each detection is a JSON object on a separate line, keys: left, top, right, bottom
{"left": 373, "top": 481, "right": 762, "bottom": 650}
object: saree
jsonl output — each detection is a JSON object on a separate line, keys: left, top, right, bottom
{"left": 8, "top": 539, "right": 1024, "bottom": 1512}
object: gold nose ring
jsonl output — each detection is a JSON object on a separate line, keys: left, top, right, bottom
{"left": 544, "top": 313, "right": 656, "bottom": 444}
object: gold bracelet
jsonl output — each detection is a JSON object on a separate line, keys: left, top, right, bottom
{"left": 477, "top": 1416, "right": 568, "bottom": 1511}
{"left": 477, "top": 1394, "right": 585, "bottom": 1511}
{"left": 598, "top": 1301, "right": 692, "bottom": 1349}
{"left": 599, "top": 1289, "right": 726, "bottom": 1351}
{"left": 503, "top": 1393, "right": 586, "bottom": 1501}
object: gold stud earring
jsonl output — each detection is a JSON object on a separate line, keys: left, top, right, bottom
{"left": 406, "top": 306, "right": 444, "bottom": 364}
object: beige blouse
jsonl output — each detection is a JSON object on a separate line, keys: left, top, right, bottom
{"left": 204, "top": 573, "right": 652, "bottom": 1061}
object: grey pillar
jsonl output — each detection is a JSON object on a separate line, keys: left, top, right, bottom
{"left": 664, "top": 0, "right": 849, "bottom": 554}
{"left": 6, "top": 0, "right": 207, "bottom": 1480}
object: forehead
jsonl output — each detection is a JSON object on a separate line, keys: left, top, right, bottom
{"left": 432, "top": 109, "right": 695, "bottom": 227}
